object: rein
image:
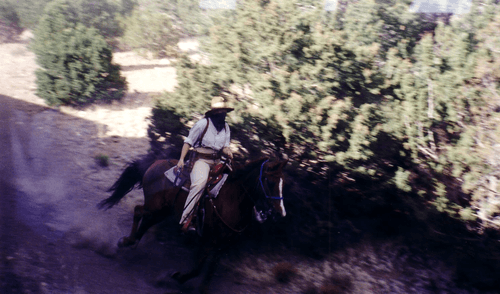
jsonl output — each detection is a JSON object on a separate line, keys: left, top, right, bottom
{"left": 209, "top": 198, "right": 249, "bottom": 233}
{"left": 259, "top": 159, "right": 284, "bottom": 200}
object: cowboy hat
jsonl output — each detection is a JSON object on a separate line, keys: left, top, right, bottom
{"left": 205, "top": 96, "right": 234, "bottom": 116}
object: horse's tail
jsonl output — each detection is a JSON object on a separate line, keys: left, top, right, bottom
{"left": 97, "top": 153, "right": 159, "bottom": 210}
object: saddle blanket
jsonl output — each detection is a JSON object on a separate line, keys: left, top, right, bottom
{"left": 164, "top": 166, "right": 228, "bottom": 198}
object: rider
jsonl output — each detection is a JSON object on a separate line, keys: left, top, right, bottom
{"left": 176, "top": 96, "right": 233, "bottom": 232}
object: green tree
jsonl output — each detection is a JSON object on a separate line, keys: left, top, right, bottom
{"left": 0, "top": 1, "right": 22, "bottom": 42}
{"left": 69, "top": 0, "right": 124, "bottom": 39}
{"left": 119, "top": 7, "right": 181, "bottom": 57}
{"left": 148, "top": 55, "right": 215, "bottom": 152}
{"left": 1, "top": 0, "right": 52, "bottom": 30}
{"left": 173, "top": 0, "right": 214, "bottom": 37}
{"left": 149, "top": 0, "right": 500, "bottom": 251}
{"left": 1, "top": 0, "right": 125, "bottom": 37}
{"left": 383, "top": 0, "right": 500, "bottom": 230}
{"left": 150, "top": 0, "right": 437, "bottom": 190}
{"left": 33, "top": 0, "right": 126, "bottom": 106}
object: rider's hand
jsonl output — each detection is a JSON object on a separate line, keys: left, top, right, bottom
{"left": 222, "top": 147, "right": 233, "bottom": 159}
{"left": 176, "top": 158, "right": 185, "bottom": 172}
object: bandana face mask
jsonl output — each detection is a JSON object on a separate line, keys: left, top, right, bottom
{"left": 210, "top": 112, "right": 226, "bottom": 132}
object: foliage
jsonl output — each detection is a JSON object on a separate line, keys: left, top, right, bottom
{"left": 33, "top": 0, "right": 126, "bottom": 106}
{"left": 0, "top": 1, "right": 22, "bottom": 43}
{"left": 148, "top": 0, "right": 415, "bottom": 251}
{"left": 0, "top": 0, "right": 52, "bottom": 30}
{"left": 118, "top": 6, "right": 181, "bottom": 58}
{"left": 384, "top": 0, "right": 500, "bottom": 230}
{"left": 0, "top": 0, "right": 127, "bottom": 39}
{"left": 67, "top": 0, "right": 124, "bottom": 39}
{"left": 170, "top": 0, "right": 214, "bottom": 37}
{"left": 0, "top": 1, "right": 20, "bottom": 29}
{"left": 148, "top": 0, "right": 500, "bottom": 270}
{"left": 118, "top": 0, "right": 235, "bottom": 57}
{"left": 94, "top": 154, "right": 110, "bottom": 167}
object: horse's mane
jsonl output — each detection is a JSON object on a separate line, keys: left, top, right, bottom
{"left": 228, "top": 157, "right": 269, "bottom": 182}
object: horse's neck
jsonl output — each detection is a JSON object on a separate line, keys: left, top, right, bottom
{"left": 224, "top": 160, "right": 266, "bottom": 205}
{"left": 217, "top": 175, "right": 256, "bottom": 210}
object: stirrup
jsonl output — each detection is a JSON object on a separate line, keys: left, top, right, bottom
{"left": 181, "top": 214, "right": 196, "bottom": 233}
{"left": 181, "top": 222, "right": 196, "bottom": 233}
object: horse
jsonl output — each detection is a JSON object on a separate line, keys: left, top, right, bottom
{"left": 98, "top": 155, "right": 288, "bottom": 293}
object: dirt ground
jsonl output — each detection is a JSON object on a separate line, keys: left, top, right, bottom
{"left": 2, "top": 32, "right": 498, "bottom": 294}
{"left": 0, "top": 33, "right": 251, "bottom": 294}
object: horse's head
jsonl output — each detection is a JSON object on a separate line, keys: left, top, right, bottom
{"left": 253, "top": 157, "right": 288, "bottom": 223}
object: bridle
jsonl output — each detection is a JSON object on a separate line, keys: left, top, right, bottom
{"left": 252, "top": 159, "right": 285, "bottom": 223}
{"left": 259, "top": 159, "right": 284, "bottom": 200}
{"left": 210, "top": 159, "right": 285, "bottom": 232}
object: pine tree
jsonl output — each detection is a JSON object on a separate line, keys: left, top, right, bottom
{"left": 147, "top": 0, "right": 500, "bottom": 255}
{"left": 119, "top": 6, "right": 181, "bottom": 58}
{"left": 33, "top": 0, "right": 126, "bottom": 106}
{"left": 151, "top": 0, "right": 437, "bottom": 177}
{"left": 383, "top": 0, "right": 500, "bottom": 229}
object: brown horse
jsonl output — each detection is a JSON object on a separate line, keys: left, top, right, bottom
{"left": 98, "top": 156, "right": 287, "bottom": 293}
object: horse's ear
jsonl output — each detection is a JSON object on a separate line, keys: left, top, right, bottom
{"left": 266, "top": 156, "right": 288, "bottom": 171}
{"left": 277, "top": 154, "right": 288, "bottom": 169}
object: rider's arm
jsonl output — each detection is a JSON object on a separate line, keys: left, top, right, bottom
{"left": 177, "top": 143, "right": 191, "bottom": 169}
{"left": 222, "top": 123, "right": 233, "bottom": 159}
{"left": 177, "top": 119, "right": 206, "bottom": 169}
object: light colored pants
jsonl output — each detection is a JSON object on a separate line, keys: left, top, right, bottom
{"left": 179, "top": 158, "right": 217, "bottom": 224}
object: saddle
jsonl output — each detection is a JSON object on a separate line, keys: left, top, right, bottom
{"left": 164, "top": 160, "right": 230, "bottom": 196}
{"left": 165, "top": 160, "right": 230, "bottom": 235}
{"left": 207, "top": 162, "right": 229, "bottom": 191}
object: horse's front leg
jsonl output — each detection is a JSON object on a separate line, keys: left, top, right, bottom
{"left": 199, "top": 248, "right": 221, "bottom": 294}
{"left": 118, "top": 204, "right": 144, "bottom": 248}
{"left": 171, "top": 244, "right": 212, "bottom": 286}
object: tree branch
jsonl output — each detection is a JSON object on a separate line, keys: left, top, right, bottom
{"left": 418, "top": 145, "right": 439, "bottom": 161}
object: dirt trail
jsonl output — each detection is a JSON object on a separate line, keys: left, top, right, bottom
{"left": 1, "top": 34, "right": 495, "bottom": 294}
{"left": 0, "top": 36, "right": 246, "bottom": 294}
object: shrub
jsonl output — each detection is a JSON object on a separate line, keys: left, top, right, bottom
{"left": 119, "top": 7, "right": 181, "bottom": 58}
{"left": 148, "top": 103, "right": 189, "bottom": 154}
{"left": 175, "top": 0, "right": 213, "bottom": 37}
{"left": 0, "top": 1, "right": 20, "bottom": 28}
{"left": 0, "top": 1, "right": 22, "bottom": 42}
{"left": 69, "top": 0, "right": 123, "bottom": 39}
{"left": 33, "top": 0, "right": 126, "bottom": 106}
{"left": 94, "top": 154, "right": 110, "bottom": 167}
{"left": 1, "top": 0, "right": 52, "bottom": 30}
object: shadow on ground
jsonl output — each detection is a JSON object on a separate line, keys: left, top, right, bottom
{"left": 0, "top": 95, "right": 244, "bottom": 294}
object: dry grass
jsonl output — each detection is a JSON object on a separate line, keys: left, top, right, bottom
{"left": 224, "top": 239, "right": 462, "bottom": 294}
{"left": 320, "top": 274, "right": 353, "bottom": 294}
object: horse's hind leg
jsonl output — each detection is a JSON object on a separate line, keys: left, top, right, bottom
{"left": 118, "top": 204, "right": 145, "bottom": 248}
{"left": 172, "top": 255, "right": 208, "bottom": 285}
{"left": 133, "top": 209, "right": 167, "bottom": 244}
{"left": 199, "top": 248, "right": 221, "bottom": 294}
{"left": 172, "top": 244, "right": 213, "bottom": 287}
